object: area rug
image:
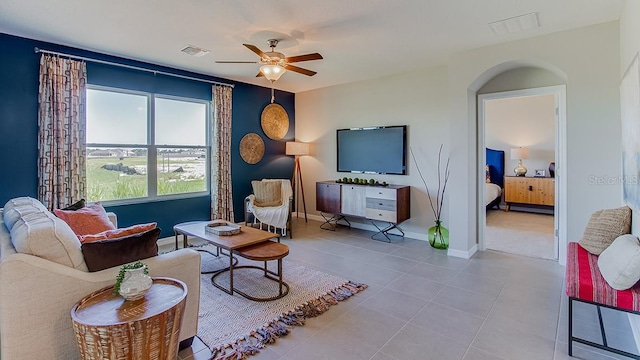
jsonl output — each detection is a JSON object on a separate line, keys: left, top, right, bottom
{"left": 196, "top": 245, "right": 367, "bottom": 360}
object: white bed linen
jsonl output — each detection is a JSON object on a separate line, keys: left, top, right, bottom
{"left": 485, "top": 183, "right": 502, "bottom": 207}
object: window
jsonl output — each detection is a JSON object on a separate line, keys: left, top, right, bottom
{"left": 86, "top": 87, "right": 209, "bottom": 203}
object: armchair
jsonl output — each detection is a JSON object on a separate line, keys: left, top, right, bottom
{"left": 244, "top": 179, "right": 293, "bottom": 238}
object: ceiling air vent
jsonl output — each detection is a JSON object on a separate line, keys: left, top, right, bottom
{"left": 181, "top": 45, "right": 210, "bottom": 57}
{"left": 489, "top": 12, "right": 540, "bottom": 36}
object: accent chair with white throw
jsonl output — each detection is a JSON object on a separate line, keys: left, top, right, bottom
{"left": 244, "top": 179, "right": 293, "bottom": 238}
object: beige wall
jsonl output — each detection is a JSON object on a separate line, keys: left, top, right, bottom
{"left": 485, "top": 94, "right": 556, "bottom": 177}
{"left": 296, "top": 21, "right": 621, "bottom": 259}
{"left": 447, "top": 21, "right": 620, "bottom": 260}
{"left": 296, "top": 66, "right": 449, "bottom": 240}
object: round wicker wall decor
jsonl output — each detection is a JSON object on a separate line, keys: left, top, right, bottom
{"left": 260, "top": 103, "right": 289, "bottom": 140}
{"left": 239, "top": 133, "right": 265, "bottom": 164}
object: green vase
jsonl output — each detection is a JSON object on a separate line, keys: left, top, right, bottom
{"left": 428, "top": 221, "right": 449, "bottom": 249}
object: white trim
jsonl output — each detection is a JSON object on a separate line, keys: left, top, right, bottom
{"left": 477, "top": 85, "right": 567, "bottom": 264}
{"left": 448, "top": 245, "right": 478, "bottom": 259}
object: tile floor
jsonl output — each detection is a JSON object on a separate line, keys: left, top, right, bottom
{"left": 173, "top": 218, "right": 639, "bottom": 360}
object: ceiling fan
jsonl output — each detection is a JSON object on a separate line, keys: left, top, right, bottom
{"left": 216, "top": 39, "right": 323, "bottom": 82}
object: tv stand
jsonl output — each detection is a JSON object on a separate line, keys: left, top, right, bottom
{"left": 319, "top": 212, "right": 351, "bottom": 231}
{"left": 315, "top": 181, "right": 410, "bottom": 242}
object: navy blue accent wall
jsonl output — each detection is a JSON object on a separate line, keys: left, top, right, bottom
{"left": 0, "top": 33, "right": 295, "bottom": 237}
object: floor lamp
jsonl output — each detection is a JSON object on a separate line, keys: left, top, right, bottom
{"left": 286, "top": 141, "right": 310, "bottom": 222}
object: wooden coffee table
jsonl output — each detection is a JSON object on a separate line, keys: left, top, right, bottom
{"left": 173, "top": 220, "right": 287, "bottom": 300}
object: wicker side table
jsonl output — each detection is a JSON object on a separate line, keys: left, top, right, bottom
{"left": 71, "top": 277, "right": 187, "bottom": 360}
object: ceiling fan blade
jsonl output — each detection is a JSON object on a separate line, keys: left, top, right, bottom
{"left": 243, "top": 44, "right": 266, "bottom": 58}
{"left": 285, "top": 53, "right": 323, "bottom": 63}
{"left": 215, "top": 61, "right": 258, "bottom": 64}
{"left": 284, "top": 64, "right": 317, "bottom": 76}
{"left": 256, "top": 72, "right": 264, "bottom": 77}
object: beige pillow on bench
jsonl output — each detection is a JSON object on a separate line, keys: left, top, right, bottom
{"left": 252, "top": 180, "right": 282, "bottom": 207}
{"left": 579, "top": 206, "right": 631, "bottom": 255}
{"left": 598, "top": 234, "right": 640, "bottom": 290}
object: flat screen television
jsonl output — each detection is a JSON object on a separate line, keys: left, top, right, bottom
{"left": 337, "top": 125, "right": 407, "bottom": 175}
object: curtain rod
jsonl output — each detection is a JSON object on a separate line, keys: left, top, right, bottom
{"left": 34, "top": 47, "right": 234, "bottom": 88}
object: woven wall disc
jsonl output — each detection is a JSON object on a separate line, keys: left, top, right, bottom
{"left": 260, "top": 103, "right": 289, "bottom": 140}
{"left": 239, "top": 133, "right": 265, "bottom": 164}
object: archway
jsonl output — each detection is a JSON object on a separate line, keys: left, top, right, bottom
{"left": 470, "top": 62, "right": 568, "bottom": 263}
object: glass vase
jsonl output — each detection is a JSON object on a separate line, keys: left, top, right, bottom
{"left": 118, "top": 266, "right": 152, "bottom": 301}
{"left": 428, "top": 221, "right": 449, "bottom": 250}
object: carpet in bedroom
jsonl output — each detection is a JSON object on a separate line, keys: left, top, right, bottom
{"left": 196, "top": 245, "right": 367, "bottom": 359}
{"left": 485, "top": 210, "right": 555, "bottom": 260}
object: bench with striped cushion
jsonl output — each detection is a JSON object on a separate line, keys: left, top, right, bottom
{"left": 566, "top": 241, "right": 640, "bottom": 359}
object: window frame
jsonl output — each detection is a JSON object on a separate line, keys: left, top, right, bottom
{"left": 86, "top": 85, "right": 211, "bottom": 206}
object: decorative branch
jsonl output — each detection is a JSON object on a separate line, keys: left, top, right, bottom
{"left": 410, "top": 147, "right": 437, "bottom": 218}
{"left": 410, "top": 145, "right": 450, "bottom": 223}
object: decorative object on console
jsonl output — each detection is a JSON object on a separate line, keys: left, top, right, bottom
{"left": 261, "top": 103, "right": 289, "bottom": 140}
{"left": 549, "top": 162, "right": 555, "bottom": 178}
{"left": 410, "top": 145, "right": 451, "bottom": 250}
{"left": 510, "top": 147, "right": 529, "bottom": 176}
{"left": 239, "top": 133, "right": 265, "bottom": 164}
{"left": 114, "top": 260, "right": 152, "bottom": 301}
{"left": 534, "top": 169, "right": 546, "bottom": 177}
{"left": 286, "top": 141, "right": 311, "bottom": 222}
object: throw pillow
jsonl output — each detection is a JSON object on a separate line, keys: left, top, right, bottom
{"left": 81, "top": 228, "right": 160, "bottom": 272}
{"left": 252, "top": 180, "right": 282, "bottom": 207}
{"left": 62, "top": 199, "right": 86, "bottom": 211}
{"left": 78, "top": 222, "right": 157, "bottom": 244}
{"left": 10, "top": 211, "right": 88, "bottom": 271}
{"left": 598, "top": 234, "right": 640, "bottom": 290}
{"left": 485, "top": 165, "right": 491, "bottom": 184}
{"left": 579, "top": 206, "right": 631, "bottom": 255}
{"left": 54, "top": 202, "right": 116, "bottom": 236}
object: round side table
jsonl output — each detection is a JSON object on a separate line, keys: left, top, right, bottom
{"left": 71, "top": 277, "right": 187, "bottom": 360}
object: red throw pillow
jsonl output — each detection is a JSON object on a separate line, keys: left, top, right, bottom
{"left": 54, "top": 202, "right": 116, "bottom": 236}
{"left": 78, "top": 223, "right": 157, "bottom": 244}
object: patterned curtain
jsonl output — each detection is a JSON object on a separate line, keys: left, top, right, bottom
{"left": 37, "top": 55, "right": 87, "bottom": 210}
{"left": 211, "top": 85, "right": 234, "bottom": 221}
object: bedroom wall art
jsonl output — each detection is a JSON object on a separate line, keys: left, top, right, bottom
{"left": 621, "top": 52, "right": 640, "bottom": 212}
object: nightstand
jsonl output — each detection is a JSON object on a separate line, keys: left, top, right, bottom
{"left": 504, "top": 176, "right": 555, "bottom": 211}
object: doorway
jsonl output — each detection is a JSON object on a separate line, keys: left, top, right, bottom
{"left": 477, "top": 85, "right": 566, "bottom": 261}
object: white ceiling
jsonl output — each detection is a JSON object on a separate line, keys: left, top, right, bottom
{"left": 0, "top": 0, "right": 624, "bottom": 93}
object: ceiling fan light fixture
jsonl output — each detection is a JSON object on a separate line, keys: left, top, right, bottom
{"left": 260, "top": 64, "right": 286, "bottom": 81}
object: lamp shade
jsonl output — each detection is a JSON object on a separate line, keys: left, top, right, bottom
{"left": 260, "top": 64, "right": 286, "bottom": 82}
{"left": 286, "top": 141, "right": 310, "bottom": 156}
{"left": 510, "top": 147, "right": 529, "bottom": 160}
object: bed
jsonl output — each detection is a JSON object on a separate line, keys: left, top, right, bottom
{"left": 485, "top": 148, "right": 505, "bottom": 210}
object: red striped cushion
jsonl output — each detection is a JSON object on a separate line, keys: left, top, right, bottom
{"left": 566, "top": 242, "right": 640, "bottom": 311}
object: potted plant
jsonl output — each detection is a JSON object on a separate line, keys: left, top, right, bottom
{"left": 114, "top": 260, "right": 152, "bottom": 300}
{"left": 410, "top": 144, "right": 451, "bottom": 249}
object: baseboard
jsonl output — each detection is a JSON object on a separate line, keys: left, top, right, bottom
{"left": 299, "top": 212, "right": 429, "bottom": 242}
{"left": 448, "top": 245, "right": 478, "bottom": 259}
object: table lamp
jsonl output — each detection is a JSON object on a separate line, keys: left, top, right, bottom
{"left": 510, "top": 147, "right": 529, "bottom": 176}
